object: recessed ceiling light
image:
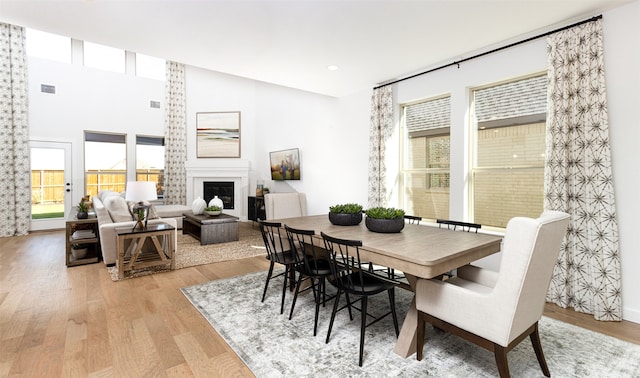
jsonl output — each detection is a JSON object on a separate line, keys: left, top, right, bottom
{"left": 327, "top": 65, "right": 339, "bottom": 71}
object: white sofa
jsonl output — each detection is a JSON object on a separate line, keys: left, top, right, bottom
{"left": 93, "top": 191, "right": 181, "bottom": 266}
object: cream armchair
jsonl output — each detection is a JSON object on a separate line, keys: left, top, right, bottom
{"left": 264, "top": 192, "right": 307, "bottom": 220}
{"left": 415, "top": 211, "right": 570, "bottom": 378}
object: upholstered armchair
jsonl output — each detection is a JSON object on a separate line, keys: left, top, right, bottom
{"left": 264, "top": 192, "right": 307, "bottom": 220}
{"left": 415, "top": 210, "right": 570, "bottom": 378}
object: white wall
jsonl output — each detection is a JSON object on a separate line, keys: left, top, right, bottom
{"left": 28, "top": 57, "right": 165, "bottom": 202}
{"left": 184, "top": 66, "right": 372, "bottom": 216}
{"left": 602, "top": 1, "right": 640, "bottom": 323}
{"left": 27, "top": 0, "right": 638, "bottom": 322}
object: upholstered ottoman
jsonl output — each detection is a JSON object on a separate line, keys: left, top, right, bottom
{"left": 155, "top": 205, "right": 190, "bottom": 229}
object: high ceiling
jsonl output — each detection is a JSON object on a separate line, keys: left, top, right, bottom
{"left": 0, "top": 0, "right": 633, "bottom": 97}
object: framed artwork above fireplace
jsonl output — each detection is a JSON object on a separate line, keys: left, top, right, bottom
{"left": 196, "top": 111, "right": 241, "bottom": 158}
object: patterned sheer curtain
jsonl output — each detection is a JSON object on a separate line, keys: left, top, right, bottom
{"left": 367, "top": 86, "right": 394, "bottom": 208}
{"left": 164, "top": 61, "right": 187, "bottom": 205}
{"left": 545, "top": 19, "right": 622, "bottom": 321}
{"left": 0, "top": 23, "right": 30, "bottom": 237}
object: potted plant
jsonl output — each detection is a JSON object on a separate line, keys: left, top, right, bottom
{"left": 77, "top": 201, "right": 89, "bottom": 219}
{"left": 328, "top": 203, "right": 363, "bottom": 226}
{"left": 364, "top": 207, "right": 406, "bottom": 233}
{"left": 205, "top": 205, "right": 222, "bottom": 216}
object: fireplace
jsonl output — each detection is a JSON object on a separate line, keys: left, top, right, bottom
{"left": 203, "top": 181, "right": 235, "bottom": 209}
{"left": 185, "top": 159, "right": 250, "bottom": 219}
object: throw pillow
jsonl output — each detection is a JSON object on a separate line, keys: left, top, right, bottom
{"left": 97, "top": 190, "right": 120, "bottom": 202}
{"left": 103, "top": 195, "right": 134, "bottom": 222}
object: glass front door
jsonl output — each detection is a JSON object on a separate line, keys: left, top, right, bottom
{"left": 30, "top": 141, "right": 72, "bottom": 230}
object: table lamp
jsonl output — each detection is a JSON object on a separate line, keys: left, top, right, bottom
{"left": 125, "top": 181, "right": 158, "bottom": 230}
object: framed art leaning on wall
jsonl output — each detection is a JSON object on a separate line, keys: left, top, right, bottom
{"left": 196, "top": 111, "right": 241, "bottom": 158}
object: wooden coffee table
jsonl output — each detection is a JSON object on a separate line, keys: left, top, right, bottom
{"left": 182, "top": 211, "right": 239, "bottom": 245}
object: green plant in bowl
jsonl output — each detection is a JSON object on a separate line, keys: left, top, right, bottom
{"left": 329, "top": 203, "right": 363, "bottom": 214}
{"left": 77, "top": 201, "right": 89, "bottom": 219}
{"left": 364, "top": 207, "right": 405, "bottom": 219}
{"left": 205, "top": 205, "right": 222, "bottom": 216}
{"left": 364, "top": 207, "right": 406, "bottom": 233}
{"left": 328, "top": 203, "right": 363, "bottom": 226}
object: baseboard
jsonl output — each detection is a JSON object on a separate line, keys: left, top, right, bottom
{"left": 623, "top": 307, "right": 640, "bottom": 324}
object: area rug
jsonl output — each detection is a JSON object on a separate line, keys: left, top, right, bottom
{"left": 107, "top": 223, "right": 265, "bottom": 281}
{"left": 181, "top": 271, "right": 640, "bottom": 377}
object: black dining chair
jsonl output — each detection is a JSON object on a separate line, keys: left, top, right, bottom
{"left": 321, "top": 232, "right": 399, "bottom": 367}
{"left": 404, "top": 214, "right": 422, "bottom": 224}
{"left": 259, "top": 220, "right": 299, "bottom": 314}
{"left": 437, "top": 219, "right": 481, "bottom": 232}
{"left": 285, "top": 225, "right": 335, "bottom": 336}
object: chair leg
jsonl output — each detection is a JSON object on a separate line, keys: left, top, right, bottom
{"left": 494, "top": 345, "right": 511, "bottom": 378}
{"left": 261, "top": 261, "right": 275, "bottom": 302}
{"left": 529, "top": 323, "right": 551, "bottom": 377}
{"left": 345, "top": 293, "right": 354, "bottom": 321}
{"left": 313, "top": 281, "right": 321, "bottom": 336}
{"left": 321, "top": 277, "right": 327, "bottom": 307}
{"left": 387, "top": 288, "right": 399, "bottom": 336}
{"left": 288, "top": 271, "right": 305, "bottom": 320}
{"left": 358, "top": 296, "right": 368, "bottom": 367}
{"left": 280, "top": 265, "right": 290, "bottom": 314}
{"left": 326, "top": 288, "right": 342, "bottom": 344}
{"left": 416, "top": 311, "right": 425, "bottom": 361}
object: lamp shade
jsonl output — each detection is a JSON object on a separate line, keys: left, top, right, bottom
{"left": 125, "top": 181, "right": 158, "bottom": 202}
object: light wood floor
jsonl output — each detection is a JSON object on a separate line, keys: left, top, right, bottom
{"left": 1, "top": 229, "right": 638, "bottom": 377}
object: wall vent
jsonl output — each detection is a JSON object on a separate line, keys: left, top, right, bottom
{"left": 150, "top": 101, "right": 161, "bottom": 108}
{"left": 41, "top": 84, "right": 56, "bottom": 94}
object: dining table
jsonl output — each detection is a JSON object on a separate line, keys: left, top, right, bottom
{"left": 270, "top": 214, "right": 503, "bottom": 358}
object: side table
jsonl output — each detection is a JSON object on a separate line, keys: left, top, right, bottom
{"left": 248, "top": 196, "right": 266, "bottom": 222}
{"left": 65, "top": 212, "right": 100, "bottom": 266}
{"left": 115, "top": 223, "right": 175, "bottom": 279}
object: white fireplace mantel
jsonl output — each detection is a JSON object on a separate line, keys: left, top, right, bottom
{"left": 185, "top": 159, "right": 250, "bottom": 219}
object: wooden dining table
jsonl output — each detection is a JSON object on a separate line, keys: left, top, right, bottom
{"left": 271, "top": 214, "right": 503, "bottom": 358}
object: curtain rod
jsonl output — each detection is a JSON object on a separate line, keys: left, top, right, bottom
{"left": 373, "top": 14, "right": 603, "bottom": 90}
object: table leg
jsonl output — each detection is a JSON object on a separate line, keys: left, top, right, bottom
{"left": 393, "top": 274, "right": 418, "bottom": 358}
{"left": 117, "top": 237, "right": 124, "bottom": 279}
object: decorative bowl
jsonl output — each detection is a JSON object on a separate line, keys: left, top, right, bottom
{"left": 328, "top": 212, "right": 363, "bottom": 226}
{"left": 365, "top": 217, "right": 405, "bottom": 233}
{"left": 205, "top": 210, "right": 221, "bottom": 216}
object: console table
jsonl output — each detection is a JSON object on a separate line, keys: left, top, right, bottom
{"left": 182, "top": 211, "right": 239, "bottom": 245}
{"left": 65, "top": 212, "right": 101, "bottom": 266}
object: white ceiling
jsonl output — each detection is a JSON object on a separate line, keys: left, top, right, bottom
{"left": 0, "top": 0, "right": 633, "bottom": 97}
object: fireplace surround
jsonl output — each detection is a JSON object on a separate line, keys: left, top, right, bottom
{"left": 185, "top": 160, "right": 250, "bottom": 219}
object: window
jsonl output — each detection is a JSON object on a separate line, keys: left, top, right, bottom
{"left": 400, "top": 96, "right": 451, "bottom": 220}
{"left": 84, "top": 132, "right": 127, "bottom": 196}
{"left": 470, "top": 74, "right": 547, "bottom": 228}
{"left": 136, "top": 54, "right": 166, "bottom": 80}
{"left": 136, "top": 135, "right": 165, "bottom": 198}
{"left": 84, "top": 42, "right": 125, "bottom": 73}
{"left": 26, "top": 28, "right": 71, "bottom": 63}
